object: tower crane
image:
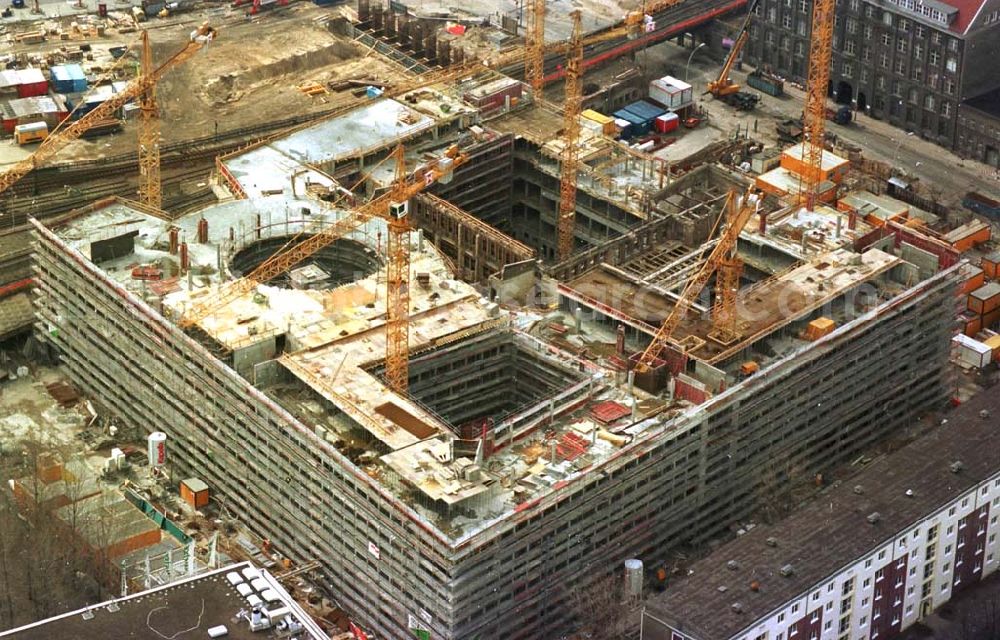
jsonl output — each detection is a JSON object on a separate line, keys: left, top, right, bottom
{"left": 525, "top": 0, "right": 546, "bottom": 99}
{"left": 707, "top": 206, "right": 745, "bottom": 345}
{"left": 557, "top": 10, "right": 583, "bottom": 261}
{"left": 633, "top": 187, "right": 760, "bottom": 374}
{"left": 180, "top": 145, "right": 468, "bottom": 393}
{"left": 707, "top": 0, "right": 760, "bottom": 99}
{"left": 800, "top": 0, "right": 836, "bottom": 210}
{"left": 138, "top": 30, "right": 161, "bottom": 210}
{"left": 520, "top": 0, "right": 686, "bottom": 100}
{"left": 0, "top": 24, "right": 217, "bottom": 198}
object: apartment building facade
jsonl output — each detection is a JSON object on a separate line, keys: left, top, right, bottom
{"left": 641, "top": 391, "right": 1000, "bottom": 640}
{"left": 743, "top": 0, "right": 1000, "bottom": 163}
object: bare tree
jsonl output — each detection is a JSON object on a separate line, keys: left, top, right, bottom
{"left": 567, "top": 573, "right": 634, "bottom": 640}
{"left": 945, "top": 584, "right": 1000, "bottom": 640}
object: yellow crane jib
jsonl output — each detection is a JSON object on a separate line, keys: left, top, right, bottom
{"left": 0, "top": 24, "right": 218, "bottom": 198}
{"left": 707, "top": 0, "right": 760, "bottom": 98}
{"left": 633, "top": 187, "right": 761, "bottom": 375}
{"left": 178, "top": 145, "right": 468, "bottom": 331}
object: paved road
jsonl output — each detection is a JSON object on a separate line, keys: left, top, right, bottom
{"left": 644, "top": 39, "right": 1000, "bottom": 208}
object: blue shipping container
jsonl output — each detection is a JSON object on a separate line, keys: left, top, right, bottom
{"left": 50, "top": 64, "right": 87, "bottom": 94}
{"left": 623, "top": 100, "right": 666, "bottom": 124}
{"left": 613, "top": 109, "right": 648, "bottom": 138}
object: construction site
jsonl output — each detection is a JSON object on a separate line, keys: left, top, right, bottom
{"left": 2, "top": 0, "right": 1000, "bottom": 639}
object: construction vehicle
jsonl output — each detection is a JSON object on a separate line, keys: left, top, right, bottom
{"left": 705, "top": 0, "right": 762, "bottom": 111}
{"left": 632, "top": 187, "right": 761, "bottom": 375}
{"left": 707, "top": 0, "right": 760, "bottom": 99}
{"left": 723, "top": 92, "right": 759, "bottom": 111}
{"left": 622, "top": 0, "right": 688, "bottom": 36}
{"left": 776, "top": 118, "right": 803, "bottom": 144}
{"left": 0, "top": 23, "right": 216, "bottom": 198}
{"left": 180, "top": 143, "right": 468, "bottom": 394}
{"left": 827, "top": 105, "right": 852, "bottom": 125}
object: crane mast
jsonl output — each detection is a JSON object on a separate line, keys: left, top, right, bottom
{"left": 0, "top": 23, "right": 216, "bottom": 198}
{"left": 557, "top": 10, "right": 583, "bottom": 261}
{"left": 385, "top": 149, "right": 412, "bottom": 394}
{"left": 525, "top": 0, "right": 546, "bottom": 99}
{"left": 801, "top": 0, "right": 836, "bottom": 210}
{"left": 634, "top": 188, "right": 760, "bottom": 373}
{"left": 138, "top": 31, "right": 162, "bottom": 210}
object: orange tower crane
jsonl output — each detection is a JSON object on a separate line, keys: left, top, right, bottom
{"left": 557, "top": 10, "right": 583, "bottom": 261}
{"left": 0, "top": 24, "right": 217, "bottom": 198}
{"left": 525, "top": 0, "right": 546, "bottom": 99}
{"left": 707, "top": 202, "right": 745, "bottom": 345}
{"left": 633, "top": 187, "right": 760, "bottom": 373}
{"left": 521, "top": 0, "right": 686, "bottom": 101}
{"left": 138, "top": 30, "right": 162, "bottom": 210}
{"left": 801, "top": 0, "right": 836, "bottom": 210}
{"left": 384, "top": 150, "right": 414, "bottom": 394}
{"left": 180, "top": 145, "right": 467, "bottom": 393}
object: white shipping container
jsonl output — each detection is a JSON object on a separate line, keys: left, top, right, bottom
{"left": 649, "top": 76, "right": 693, "bottom": 110}
{"left": 580, "top": 116, "right": 604, "bottom": 133}
{"left": 953, "top": 334, "right": 992, "bottom": 369}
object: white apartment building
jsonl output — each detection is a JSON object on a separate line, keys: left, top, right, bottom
{"left": 642, "top": 389, "right": 1000, "bottom": 640}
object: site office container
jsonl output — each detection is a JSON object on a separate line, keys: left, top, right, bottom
{"left": 959, "top": 265, "right": 986, "bottom": 296}
{"left": 953, "top": 334, "right": 992, "bottom": 369}
{"left": 947, "top": 222, "right": 991, "bottom": 253}
{"left": 623, "top": 100, "right": 666, "bottom": 126}
{"left": 654, "top": 112, "right": 680, "bottom": 134}
{"left": 983, "top": 252, "right": 1000, "bottom": 280}
{"left": 648, "top": 75, "right": 692, "bottom": 110}
{"left": 581, "top": 109, "right": 616, "bottom": 136}
{"left": 15, "top": 69, "right": 47, "bottom": 98}
{"left": 612, "top": 109, "right": 648, "bottom": 139}
{"left": 14, "top": 120, "right": 48, "bottom": 144}
{"left": 50, "top": 64, "right": 87, "bottom": 94}
{"left": 985, "top": 335, "right": 1000, "bottom": 361}
{"left": 962, "top": 311, "right": 982, "bottom": 337}
{"left": 968, "top": 283, "right": 1000, "bottom": 315}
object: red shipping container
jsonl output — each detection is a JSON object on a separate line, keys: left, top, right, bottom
{"left": 15, "top": 69, "right": 47, "bottom": 98}
{"left": 654, "top": 112, "right": 680, "bottom": 134}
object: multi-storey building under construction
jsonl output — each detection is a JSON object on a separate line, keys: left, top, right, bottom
{"left": 31, "top": 49, "right": 962, "bottom": 640}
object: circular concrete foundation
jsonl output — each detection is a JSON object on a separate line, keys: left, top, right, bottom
{"left": 230, "top": 235, "right": 381, "bottom": 290}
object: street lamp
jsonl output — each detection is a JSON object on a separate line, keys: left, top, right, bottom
{"left": 686, "top": 42, "right": 707, "bottom": 82}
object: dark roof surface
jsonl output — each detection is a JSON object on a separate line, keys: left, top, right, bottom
{"left": 0, "top": 562, "right": 317, "bottom": 640}
{"left": 645, "top": 389, "right": 1000, "bottom": 640}
{"left": 964, "top": 86, "right": 1000, "bottom": 118}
